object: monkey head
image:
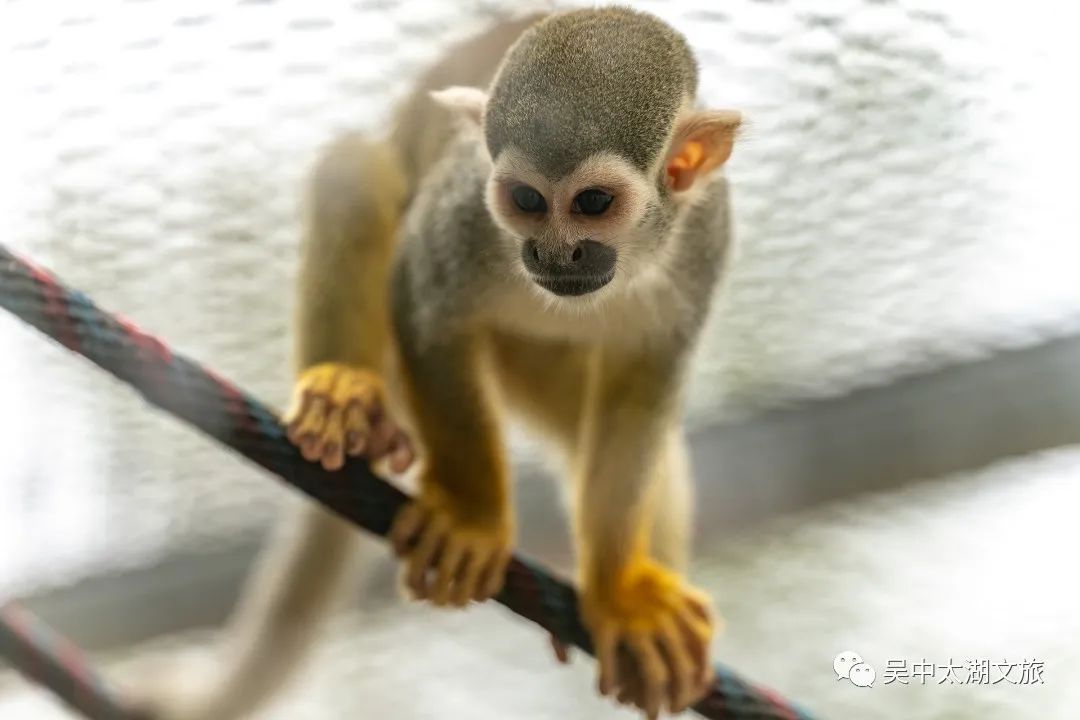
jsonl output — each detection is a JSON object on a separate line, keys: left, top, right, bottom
{"left": 431, "top": 7, "right": 740, "bottom": 300}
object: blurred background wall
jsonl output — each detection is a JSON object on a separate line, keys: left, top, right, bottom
{"left": 1, "top": 1, "right": 1079, "bottom": 718}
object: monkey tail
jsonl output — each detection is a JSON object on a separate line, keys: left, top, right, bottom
{"left": 126, "top": 507, "right": 370, "bottom": 720}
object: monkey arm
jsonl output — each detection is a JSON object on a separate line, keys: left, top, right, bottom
{"left": 292, "top": 135, "right": 404, "bottom": 372}
{"left": 573, "top": 344, "right": 714, "bottom": 716}
{"left": 395, "top": 328, "right": 511, "bottom": 520}
{"left": 293, "top": 232, "right": 389, "bottom": 372}
{"left": 387, "top": 257, "right": 514, "bottom": 605}
{"left": 574, "top": 346, "right": 684, "bottom": 585}
{"left": 285, "top": 135, "right": 413, "bottom": 472}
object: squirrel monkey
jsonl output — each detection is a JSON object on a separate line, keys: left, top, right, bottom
{"left": 131, "top": 7, "right": 739, "bottom": 720}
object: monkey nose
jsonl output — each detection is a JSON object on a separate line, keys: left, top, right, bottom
{"left": 521, "top": 239, "right": 617, "bottom": 297}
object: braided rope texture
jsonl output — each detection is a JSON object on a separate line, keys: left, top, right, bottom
{"left": 0, "top": 603, "right": 131, "bottom": 720}
{"left": 0, "top": 245, "right": 815, "bottom": 720}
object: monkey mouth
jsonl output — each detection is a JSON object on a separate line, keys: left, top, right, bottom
{"left": 532, "top": 271, "right": 615, "bottom": 297}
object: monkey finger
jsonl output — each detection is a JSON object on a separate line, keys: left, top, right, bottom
{"left": 549, "top": 634, "right": 571, "bottom": 664}
{"left": 285, "top": 396, "right": 317, "bottom": 446}
{"left": 365, "top": 417, "right": 398, "bottom": 460}
{"left": 450, "top": 549, "right": 483, "bottom": 607}
{"left": 389, "top": 503, "right": 427, "bottom": 556}
{"left": 295, "top": 396, "right": 330, "bottom": 436}
{"left": 286, "top": 421, "right": 303, "bottom": 447}
{"left": 682, "top": 589, "right": 713, "bottom": 625}
{"left": 593, "top": 625, "right": 618, "bottom": 697}
{"left": 477, "top": 546, "right": 511, "bottom": 600}
{"left": 675, "top": 603, "right": 713, "bottom": 661}
{"left": 616, "top": 683, "right": 645, "bottom": 709}
{"left": 617, "top": 651, "right": 645, "bottom": 708}
{"left": 675, "top": 610, "right": 715, "bottom": 693}
{"left": 686, "top": 634, "right": 713, "bottom": 687}
{"left": 406, "top": 515, "right": 448, "bottom": 599}
{"left": 319, "top": 409, "right": 347, "bottom": 471}
{"left": 432, "top": 542, "right": 468, "bottom": 606}
{"left": 655, "top": 614, "right": 695, "bottom": 712}
{"left": 344, "top": 431, "right": 365, "bottom": 457}
{"left": 627, "top": 634, "right": 668, "bottom": 720}
{"left": 697, "top": 662, "right": 716, "bottom": 699}
{"left": 282, "top": 386, "right": 312, "bottom": 427}
{"left": 345, "top": 435, "right": 364, "bottom": 459}
{"left": 388, "top": 435, "right": 416, "bottom": 473}
{"left": 343, "top": 403, "right": 370, "bottom": 456}
{"left": 471, "top": 555, "right": 498, "bottom": 602}
{"left": 698, "top": 657, "right": 715, "bottom": 694}
{"left": 300, "top": 435, "right": 324, "bottom": 462}
{"left": 396, "top": 564, "right": 419, "bottom": 601}
{"left": 363, "top": 399, "right": 385, "bottom": 430}
{"left": 288, "top": 417, "right": 314, "bottom": 447}
{"left": 321, "top": 445, "right": 344, "bottom": 471}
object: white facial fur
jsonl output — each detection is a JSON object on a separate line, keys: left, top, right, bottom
{"left": 484, "top": 147, "right": 662, "bottom": 299}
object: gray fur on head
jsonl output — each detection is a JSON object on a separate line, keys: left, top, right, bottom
{"left": 483, "top": 6, "right": 698, "bottom": 179}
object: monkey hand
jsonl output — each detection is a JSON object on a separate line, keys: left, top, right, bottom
{"left": 284, "top": 362, "right": 414, "bottom": 473}
{"left": 389, "top": 481, "right": 513, "bottom": 608}
{"left": 580, "top": 557, "right": 716, "bottom": 720}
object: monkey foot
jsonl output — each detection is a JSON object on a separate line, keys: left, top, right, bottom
{"left": 389, "top": 492, "right": 512, "bottom": 607}
{"left": 283, "top": 362, "right": 414, "bottom": 473}
{"left": 579, "top": 558, "right": 717, "bottom": 720}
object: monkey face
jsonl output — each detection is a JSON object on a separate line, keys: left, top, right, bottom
{"left": 485, "top": 148, "right": 667, "bottom": 298}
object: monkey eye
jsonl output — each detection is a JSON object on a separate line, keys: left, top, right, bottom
{"left": 511, "top": 185, "right": 547, "bottom": 213}
{"left": 572, "top": 188, "right": 614, "bottom": 216}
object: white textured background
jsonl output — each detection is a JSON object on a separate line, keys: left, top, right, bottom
{"left": 2, "top": 1, "right": 1079, "bottom": 718}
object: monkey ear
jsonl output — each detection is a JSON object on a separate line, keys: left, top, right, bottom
{"left": 664, "top": 109, "right": 741, "bottom": 192}
{"left": 430, "top": 86, "right": 488, "bottom": 127}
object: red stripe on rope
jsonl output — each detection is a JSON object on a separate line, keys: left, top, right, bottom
{"left": 26, "top": 263, "right": 81, "bottom": 352}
